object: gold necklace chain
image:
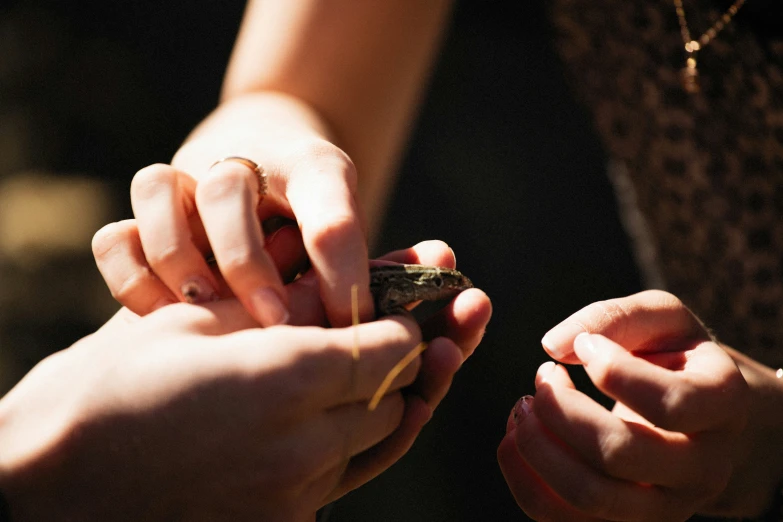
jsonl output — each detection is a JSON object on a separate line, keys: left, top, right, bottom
{"left": 672, "top": 0, "right": 748, "bottom": 93}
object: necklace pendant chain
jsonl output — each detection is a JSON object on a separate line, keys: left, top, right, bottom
{"left": 672, "top": 0, "right": 748, "bottom": 94}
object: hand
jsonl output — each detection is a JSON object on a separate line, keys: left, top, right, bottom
{"left": 0, "top": 241, "right": 491, "bottom": 521}
{"left": 498, "top": 290, "right": 755, "bottom": 521}
{"left": 93, "top": 94, "right": 373, "bottom": 328}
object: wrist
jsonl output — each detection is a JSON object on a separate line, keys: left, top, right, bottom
{"left": 702, "top": 348, "right": 783, "bottom": 518}
{"left": 0, "top": 348, "right": 101, "bottom": 521}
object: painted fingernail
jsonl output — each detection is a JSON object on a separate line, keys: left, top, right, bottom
{"left": 251, "top": 287, "right": 290, "bottom": 326}
{"left": 573, "top": 332, "right": 597, "bottom": 363}
{"left": 541, "top": 321, "right": 586, "bottom": 358}
{"left": 512, "top": 395, "right": 534, "bottom": 427}
{"left": 181, "top": 277, "right": 218, "bottom": 304}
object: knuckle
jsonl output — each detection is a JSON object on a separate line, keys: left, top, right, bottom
{"left": 597, "top": 430, "right": 635, "bottom": 476}
{"left": 91, "top": 221, "right": 130, "bottom": 259}
{"left": 130, "top": 164, "right": 177, "bottom": 200}
{"left": 699, "top": 460, "right": 732, "bottom": 497}
{"left": 585, "top": 350, "right": 623, "bottom": 390}
{"left": 512, "top": 489, "right": 558, "bottom": 522}
{"left": 659, "top": 385, "right": 694, "bottom": 426}
{"left": 512, "top": 417, "right": 538, "bottom": 456}
{"left": 560, "top": 480, "right": 608, "bottom": 516}
{"left": 643, "top": 289, "right": 684, "bottom": 309}
{"left": 111, "top": 267, "right": 158, "bottom": 303}
{"left": 290, "top": 139, "right": 358, "bottom": 189}
{"left": 305, "top": 211, "right": 360, "bottom": 253}
{"left": 280, "top": 338, "right": 345, "bottom": 407}
{"left": 216, "top": 244, "right": 267, "bottom": 280}
{"left": 145, "top": 242, "right": 189, "bottom": 271}
{"left": 591, "top": 298, "right": 634, "bottom": 336}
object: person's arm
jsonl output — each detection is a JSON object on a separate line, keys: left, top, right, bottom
{"left": 222, "top": 0, "right": 454, "bottom": 229}
{"left": 114, "top": 0, "right": 454, "bottom": 329}
{"left": 0, "top": 241, "right": 491, "bottom": 521}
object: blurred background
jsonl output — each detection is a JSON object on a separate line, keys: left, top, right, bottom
{"left": 0, "top": 1, "right": 642, "bottom": 520}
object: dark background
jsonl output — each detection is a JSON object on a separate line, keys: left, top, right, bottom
{"left": 0, "top": 1, "right": 642, "bottom": 520}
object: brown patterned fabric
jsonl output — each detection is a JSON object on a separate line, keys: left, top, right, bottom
{"left": 549, "top": 0, "right": 783, "bottom": 368}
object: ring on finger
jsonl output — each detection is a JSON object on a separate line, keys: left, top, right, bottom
{"left": 209, "top": 156, "right": 268, "bottom": 205}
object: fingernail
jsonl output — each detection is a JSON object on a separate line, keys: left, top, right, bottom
{"left": 181, "top": 277, "right": 218, "bottom": 304}
{"left": 573, "top": 332, "right": 597, "bottom": 363}
{"left": 541, "top": 321, "right": 586, "bottom": 359}
{"left": 449, "top": 247, "right": 457, "bottom": 266}
{"left": 251, "top": 287, "right": 290, "bottom": 326}
{"left": 512, "top": 395, "right": 534, "bottom": 427}
{"left": 537, "top": 361, "right": 557, "bottom": 383}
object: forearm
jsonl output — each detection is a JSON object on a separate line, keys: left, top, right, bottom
{"left": 219, "top": 0, "right": 453, "bottom": 235}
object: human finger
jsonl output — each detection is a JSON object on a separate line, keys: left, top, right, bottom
{"left": 274, "top": 391, "right": 406, "bottom": 491}
{"left": 409, "top": 337, "right": 463, "bottom": 409}
{"left": 532, "top": 361, "right": 733, "bottom": 492}
{"left": 411, "top": 289, "right": 491, "bottom": 409}
{"left": 196, "top": 158, "right": 290, "bottom": 327}
{"left": 280, "top": 240, "right": 464, "bottom": 328}
{"left": 326, "top": 394, "right": 433, "bottom": 502}
{"left": 92, "top": 219, "right": 178, "bottom": 315}
{"left": 573, "top": 333, "right": 748, "bottom": 433}
{"left": 498, "top": 409, "right": 599, "bottom": 522}
{"left": 286, "top": 271, "right": 329, "bottom": 327}
{"left": 130, "top": 164, "right": 221, "bottom": 304}
{"left": 541, "top": 290, "right": 708, "bottom": 364}
{"left": 512, "top": 385, "right": 694, "bottom": 521}
{"left": 332, "top": 289, "right": 490, "bottom": 497}
{"left": 421, "top": 288, "right": 492, "bottom": 355}
{"left": 264, "top": 224, "right": 309, "bottom": 284}
{"left": 204, "top": 222, "right": 308, "bottom": 299}
{"left": 374, "top": 239, "right": 457, "bottom": 268}
{"left": 284, "top": 145, "right": 372, "bottom": 327}
{"left": 214, "top": 315, "right": 423, "bottom": 408}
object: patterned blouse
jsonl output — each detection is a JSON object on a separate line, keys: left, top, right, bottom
{"left": 550, "top": 0, "right": 783, "bottom": 369}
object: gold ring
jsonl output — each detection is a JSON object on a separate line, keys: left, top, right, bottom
{"left": 209, "top": 156, "right": 268, "bottom": 205}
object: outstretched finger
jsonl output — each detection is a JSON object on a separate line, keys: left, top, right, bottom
{"left": 573, "top": 333, "right": 748, "bottom": 434}
{"left": 285, "top": 148, "right": 372, "bottom": 327}
{"left": 92, "top": 219, "right": 177, "bottom": 315}
{"left": 215, "top": 314, "right": 424, "bottom": 409}
{"left": 541, "top": 290, "right": 709, "bottom": 364}
{"left": 196, "top": 159, "right": 290, "bottom": 327}
{"left": 375, "top": 240, "right": 457, "bottom": 268}
{"left": 421, "top": 288, "right": 491, "bottom": 355}
{"left": 130, "top": 164, "right": 221, "bottom": 305}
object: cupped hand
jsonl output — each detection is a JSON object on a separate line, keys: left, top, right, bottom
{"left": 0, "top": 241, "right": 491, "bottom": 521}
{"left": 93, "top": 94, "right": 373, "bottom": 328}
{"left": 498, "top": 290, "right": 751, "bottom": 521}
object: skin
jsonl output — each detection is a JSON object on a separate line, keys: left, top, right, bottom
{"left": 0, "top": 241, "right": 492, "bottom": 521}
{"left": 498, "top": 290, "right": 783, "bottom": 521}
{"left": 90, "top": 1, "right": 783, "bottom": 518}
{"left": 105, "top": 0, "right": 455, "bottom": 328}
